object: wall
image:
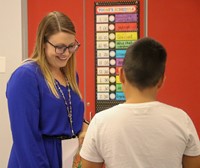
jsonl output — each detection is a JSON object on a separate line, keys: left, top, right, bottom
{"left": 0, "top": 0, "right": 24, "bottom": 167}
{"left": 148, "top": 0, "right": 200, "bottom": 135}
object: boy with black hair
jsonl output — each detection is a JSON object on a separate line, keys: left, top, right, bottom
{"left": 80, "top": 37, "right": 200, "bottom": 168}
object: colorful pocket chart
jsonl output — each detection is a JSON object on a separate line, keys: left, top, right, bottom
{"left": 95, "top": 1, "right": 140, "bottom": 112}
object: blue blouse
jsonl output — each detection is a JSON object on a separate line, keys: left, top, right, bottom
{"left": 6, "top": 61, "right": 84, "bottom": 168}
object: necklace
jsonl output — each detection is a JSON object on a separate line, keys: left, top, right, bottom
{"left": 55, "top": 79, "right": 76, "bottom": 138}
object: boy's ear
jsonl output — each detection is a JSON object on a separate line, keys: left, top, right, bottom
{"left": 119, "top": 67, "right": 125, "bottom": 84}
{"left": 157, "top": 75, "right": 166, "bottom": 89}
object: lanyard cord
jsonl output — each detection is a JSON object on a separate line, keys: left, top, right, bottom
{"left": 55, "top": 80, "right": 76, "bottom": 138}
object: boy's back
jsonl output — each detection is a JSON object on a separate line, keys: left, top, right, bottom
{"left": 81, "top": 101, "right": 200, "bottom": 168}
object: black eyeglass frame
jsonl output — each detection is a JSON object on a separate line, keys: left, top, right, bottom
{"left": 46, "top": 39, "right": 80, "bottom": 54}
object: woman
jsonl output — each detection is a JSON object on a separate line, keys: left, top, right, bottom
{"left": 6, "top": 11, "right": 87, "bottom": 167}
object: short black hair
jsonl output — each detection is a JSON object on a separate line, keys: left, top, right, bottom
{"left": 123, "top": 37, "right": 167, "bottom": 90}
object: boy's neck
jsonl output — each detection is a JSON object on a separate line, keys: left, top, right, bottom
{"left": 124, "top": 85, "right": 158, "bottom": 104}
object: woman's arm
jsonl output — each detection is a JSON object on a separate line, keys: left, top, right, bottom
{"left": 6, "top": 66, "right": 50, "bottom": 167}
{"left": 78, "top": 121, "right": 89, "bottom": 145}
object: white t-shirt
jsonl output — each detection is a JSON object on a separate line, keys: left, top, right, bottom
{"left": 80, "top": 101, "right": 200, "bottom": 168}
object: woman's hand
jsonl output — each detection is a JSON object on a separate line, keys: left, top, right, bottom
{"left": 78, "top": 131, "right": 86, "bottom": 145}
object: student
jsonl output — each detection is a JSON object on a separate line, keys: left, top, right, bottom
{"left": 80, "top": 37, "right": 200, "bottom": 168}
{"left": 6, "top": 11, "right": 87, "bottom": 168}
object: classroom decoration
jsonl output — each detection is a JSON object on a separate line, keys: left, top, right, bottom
{"left": 95, "top": 1, "right": 140, "bottom": 112}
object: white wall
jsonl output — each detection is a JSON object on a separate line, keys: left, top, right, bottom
{"left": 0, "top": 0, "right": 24, "bottom": 167}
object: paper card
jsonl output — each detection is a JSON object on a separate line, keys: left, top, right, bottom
{"left": 97, "top": 84, "right": 109, "bottom": 92}
{"left": 96, "top": 5, "right": 137, "bottom": 14}
{"left": 110, "top": 59, "right": 116, "bottom": 66}
{"left": 97, "top": 50, "right": 109, "bottom": 58}
{"left": 116, "top": 41, "right": 134, "bottom": 49}
{"left": 116, "top": 92, "right": 125, "bottom": 100}
{"left": 109, "top": 76, "right": 116, "bottom": 83}
{"left": 110, "top": 67, "right": 116, "bottom": 74}
{"left": 97, "top": 67, "right": 109, "bottom": 75}
{"left": 96, "top": 41, "right": 109, "bottom": 49}
{"left": 116, "top": 32, "right": 138, "bottom": 41}
{"left": 115, "top": 13, "right": 138, "bottom": 22}
{"left": 116, "top": 84, "right": 122, "bottom": 91}
{"left": 116, "top": 67, "right": 121, "bottom": 75}
{"left": 110, "top": 93, "right": 116, "bottom": 100}
{"left": 97, "top": 59, "right": 109, "bottom": 66}
{"left": 97, "top": 76, "right": 110, "bottom": 84}
{"left": 96, "top": 24, "right": 108, "bottom": 31}
{"left": 116, "top": 75, "right": 121, "bottom": 84}
{"left": 96, "top": 15, "right": 108, "bottom": 23}
{"left": 62, "top": 138, "right": 79, "bottom": 168}
{"left": 0, "top": 57, "right": 6, "bottom": 73}
{"left": 116, "top": 23, "right": 137, "bottom": 31}
{"left": 97, "top": 93, "right": 109, "bottom": 100}
{"left": 96, "top": 33, "right": 109, "bottom": 40}
{"left": 116, "top": 58, "right": 123, "bottom": 66}
{"left": 109, "top": 50, "right": 116, "bottom": 57}
{"left": 116, "top": 50, "right": 126, "bottom": 58}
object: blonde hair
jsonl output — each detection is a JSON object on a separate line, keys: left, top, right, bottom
{"left": 29, "top": 11, "right": 82, "bottom": 98}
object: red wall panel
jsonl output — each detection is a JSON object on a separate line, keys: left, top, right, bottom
{"left": 148, "top": 0, "right": 200, "bottom": 136}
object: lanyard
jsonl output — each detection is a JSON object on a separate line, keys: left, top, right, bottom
{"left": 55, "top": 80, "right": 76, "bottom": 138}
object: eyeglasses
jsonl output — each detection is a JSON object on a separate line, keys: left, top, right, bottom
{"left": 46, "top": 39, "right": 80, "bottom": 54}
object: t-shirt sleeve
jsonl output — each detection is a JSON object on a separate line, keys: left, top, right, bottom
{"left": 184, "top": 114, "right": 200, "bottom": 156}
{"left": 80, "top": 115, "right": 104, "bottom": 163}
